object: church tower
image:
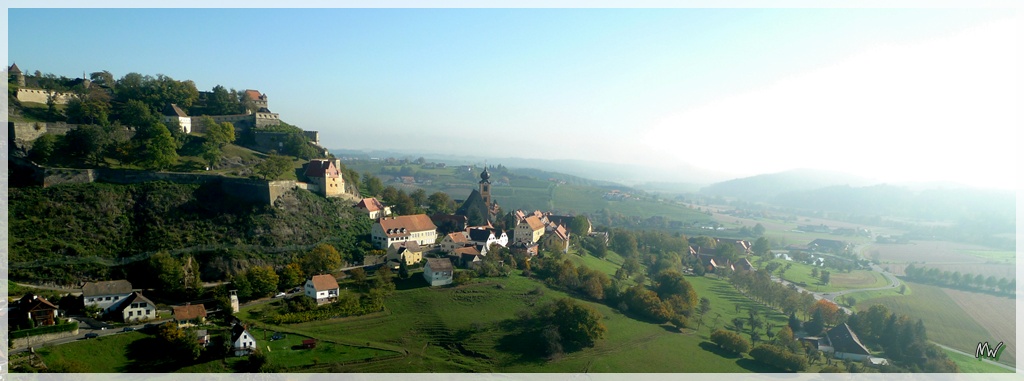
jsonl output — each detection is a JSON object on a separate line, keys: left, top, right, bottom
{"left": 479, "top": 168, "right": 491, "bottom": 207}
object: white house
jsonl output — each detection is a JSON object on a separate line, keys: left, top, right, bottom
{"left": 305, "top": 274, "right": 340, "bottom": 305}
{"left": 161, "top": 103, "right": 192, "bottom": 133}
{"left": 423, "top": 258, "right": 454, "bottom": 286}
{"left": 230, "top": 324, "right": 257, "bottom": 356}
{"left": 112, "top": 292, "right": 156, "bottom": 323}
{"left": 82, "top": 280, "right": 134, "bottom": 314}
{"left": 371, "top": 214, "right": 437, "bottom": 249}
{"left": 466, "top": 228, "right": 508, "bottom": 255}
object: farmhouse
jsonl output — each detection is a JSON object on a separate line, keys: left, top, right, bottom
{"left": 10, "top": 294, "right": 59, "bottom": 329}
{"left": 809, "top": 239, "right": 849, "bottom": 253}
{"left": 423, "top": 258, "right": 454, "bottom": 286}
{"left": 82, "top": 280, "right": 134, "bottom": 314}
{"left": 230, "top": 323, "right": 257, "bottom": 356}
{"left": 371, "top": 214, "right": 437, "bottom": 249}
{"left": 820, "top": 323, "right": 873, "bottom": 361}
{"left": 112, "top": 292, "right": 156, "bottom": 323}
{"left": 173, "top": 303, "right": 208, "bottom": 327}
{"left": 305, "top": 274, "right": 340, "bottom": 305}
{"left": 354, "top": 197, "right": 391, "bottom": 219}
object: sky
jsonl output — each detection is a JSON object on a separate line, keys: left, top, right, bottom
{"left": 5, "top": 5, "right": 1021, "bottom": 189}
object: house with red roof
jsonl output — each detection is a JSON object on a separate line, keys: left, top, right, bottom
{"left": 305, "top": 274, "right": 340, "bottom": 305}
{"left": 354, "top": 197, "right": 391, "bottom": 219}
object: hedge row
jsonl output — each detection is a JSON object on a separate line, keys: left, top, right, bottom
{"left": 10, "top": 322, "right": 78, "bottom": 339}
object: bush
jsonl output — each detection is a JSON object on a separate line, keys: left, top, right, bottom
{"left": 709, "top": 329, "right": 750, "bottom": 355}
{"left": 749, "top": 344, "right": 808, "bottom": 372}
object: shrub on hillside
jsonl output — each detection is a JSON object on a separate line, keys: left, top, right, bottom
{"left": 709, "top": 329, "right": 750, "bottom": 355}
{"left": 749, "top": 344, "right": 808, "bottom": 372}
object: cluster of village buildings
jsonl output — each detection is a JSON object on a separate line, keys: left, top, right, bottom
{"left": 9, "top": 158, "right": 876, "bottom": 362}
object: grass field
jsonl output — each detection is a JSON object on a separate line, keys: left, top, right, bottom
{"left": 856, "top": 281, "right": 1004, "bottom": 366}
{"left": 769, "top": 260, "right": 885, "bottom": 293}
{"left": 36, "top": 332, "right": 146, "bottom": 372}
{"left": 943, "top": 348, "right": 1015, "bottom": 373}
{"left": 238, "top": 271, "right": 791, "bottom": 372}
{"left": 866, "top": 241, "right": 1016, "bottom": 279}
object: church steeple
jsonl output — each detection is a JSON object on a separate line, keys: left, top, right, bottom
{"left": 479, "top": 168, "right": 491, "bottom": 206}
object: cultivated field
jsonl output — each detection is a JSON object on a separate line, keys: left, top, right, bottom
{"left": 942, "top": 287, "right": 1016, "bottom": 366}
{"left": 857, "top": 281, "right": 1009, "bottom": 367}
{"left": 867, "top": 241, "right": 1015, "bottom": 279}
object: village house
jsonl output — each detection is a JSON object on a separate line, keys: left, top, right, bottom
{"left": 387, "top": 241, "right": 424, "bottom": 266}
{"left": 173, "top": 303, "right": 208, "bottom": 327}
{"left": 303, "top": 159, "right": 345, "bottom": 198}
{"left": 423, "top": 258, "right": 454, "bottom": 286}
{"left": 305, "top": 274, "right": 340, "bottom": 305}
{"left": 466, "top": 227, "right": 508, "bottom": 255}
{"left": 509, "top": 241, "right": 539, "bottom": 259}
{"left": 514, "top": 215, "right": 546, "bottom": 244}
{"left": 371, "top": 214, "right": 437, "bottom": 249}
{"left": 231, "top": 323, "right": 257, "bottom": 356}
{"left": 451, "top": 246, "right": 483, "bottom": 268}
{"left": 196, "top": 329, "right": 210, "bottom": 348}
{"left": 354, "top": 197, "right": 391, "bottom": 219}
{"left": 439, "top": 231, "right": 471, "bottom": 254}
{"left": 82, "top": 280, "right": 134, "bottom": 314}
{"left": 430, "top": 214, "right": 469, "bottom": 235}
{"left": 10, "top": 294, "right": 60, "bottom": 330}
{"left": 112, "top": 292, "right": 156, "bottom": 323}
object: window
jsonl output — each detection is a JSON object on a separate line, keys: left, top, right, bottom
{"left": 146, "top": 310, "right": 151, "bottom": 315}
{"left": 105, "top": 297, "right": 111, "bottom": 301}
{"left": 114, "top": 296, "right": 119, "bottom": 300}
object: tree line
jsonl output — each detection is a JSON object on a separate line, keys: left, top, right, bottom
{"left": 903, "top": 264, "right": 1015, "bottom": 295}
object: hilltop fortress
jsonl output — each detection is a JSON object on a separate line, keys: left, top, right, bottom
{"left": 7, "top": 63, "right": 350, "bottom": 204}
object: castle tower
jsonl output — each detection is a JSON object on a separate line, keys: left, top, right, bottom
{"left": 9, "top": 62, "right": 25, "bottom": 87}
{"left": 479, "top": 168, "right": 492, "bottom": 207}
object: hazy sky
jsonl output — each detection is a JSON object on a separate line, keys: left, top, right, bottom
{"left": 5, "top": 5, "right": 1020, "bottom": 189}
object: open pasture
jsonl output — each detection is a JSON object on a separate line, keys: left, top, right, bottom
{"left": 272, "top": 272, "right": 775, "bottom": 372}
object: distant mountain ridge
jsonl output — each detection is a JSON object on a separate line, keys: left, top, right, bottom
{"left": 329, "top": 148, "right": 732, "bottom": 186}
{"left": 700, "top": 168, "right": 878, "bottom": 201}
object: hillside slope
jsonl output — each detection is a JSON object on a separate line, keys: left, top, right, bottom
{"left": 9, "top": 181, "right": 371, "bottom": 284}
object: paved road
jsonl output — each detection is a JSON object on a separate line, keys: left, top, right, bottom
{"left": 931, "top": 341, "right": 1016, "bottom": 371}
{"left": 11, "top": 319, "right": 172, "bottom": 354}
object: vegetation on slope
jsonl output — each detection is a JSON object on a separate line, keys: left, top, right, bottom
{"left": 9, "top": 182, "right": 370, "bottom": 284}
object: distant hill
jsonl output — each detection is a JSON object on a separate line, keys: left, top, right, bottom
{"left": 329, "top": 149, "right": 730, "bottom": 186}
{"left": 699, "top": 168, "right": 878, "bottom": 201}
